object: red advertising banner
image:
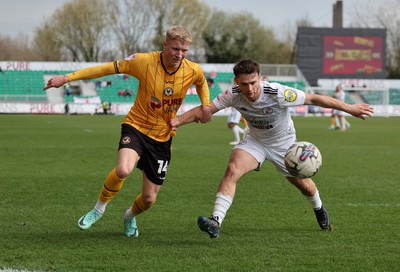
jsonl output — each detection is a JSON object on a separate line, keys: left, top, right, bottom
{"left": 323, "top": 36, "right": 383, "bottom": 75}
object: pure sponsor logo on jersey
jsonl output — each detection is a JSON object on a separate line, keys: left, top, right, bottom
{"left": 162, "top": 98, "right": 183, "bottom": 113}
{"left": 284, "top": 89, "right": 297, "bottom": 102}
{"left": 121, "top": 136, "right": 131, "bottom": 144}
{"left": 164, "top": 87, "right": 173, "bottom": 96}
{"left": 150, "top": 96, "right": 183, "bottom": 113}
{"left": 262, "top": 107, "right": 273, "bottom": 114}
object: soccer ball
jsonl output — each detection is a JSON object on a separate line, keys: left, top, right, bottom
{"left": 284, "top": 141, "right": 322, "bottom": 178}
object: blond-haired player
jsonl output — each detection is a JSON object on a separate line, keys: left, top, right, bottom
{"left": 44, "top": 25, "right": 212, "bottom": 237}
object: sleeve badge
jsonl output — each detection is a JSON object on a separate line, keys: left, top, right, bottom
{"left": 284, "top": 89, "right": 297, "bottom": 102}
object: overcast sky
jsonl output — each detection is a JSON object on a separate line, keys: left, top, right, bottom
{"left": 0, "top": 0, "right": 390, "bottom": 38}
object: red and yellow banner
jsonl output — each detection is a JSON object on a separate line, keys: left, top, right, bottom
{"left": 323, "top": 36, "right": 383, "bottom": 75}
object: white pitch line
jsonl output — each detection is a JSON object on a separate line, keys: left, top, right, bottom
{"left": 347, "top": 203, "right": 400, "bottom": 207}
{"left": 0, "top": 269, "right": 44, "bottom": 272}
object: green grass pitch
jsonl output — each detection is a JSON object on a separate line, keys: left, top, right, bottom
{"left": 0, "top": 114, "right": 399, "bottom": 272}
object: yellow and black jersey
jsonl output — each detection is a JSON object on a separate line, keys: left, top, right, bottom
{"left": 68, "top": 51, "right": 210, "bottom": 142}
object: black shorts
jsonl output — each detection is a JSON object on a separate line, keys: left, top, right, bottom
{"left": 118, "top": 124, "right": 172, "bottom": 185}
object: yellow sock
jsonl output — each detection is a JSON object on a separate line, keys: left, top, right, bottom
{"left": 132, "top": 194, "right": 156, "bottom": 216}
{"left": 330, "top": 116, "right": 335, "bottom": 126}
{"left": 240, "top": 117, "right": 248, "bottom": 127}
{"left": 98, "top": 168, "right": 125, "bottom": 203}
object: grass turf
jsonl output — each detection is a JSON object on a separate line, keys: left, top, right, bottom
{"left": 0, "top": 114, "right": 399, "bottom": 272}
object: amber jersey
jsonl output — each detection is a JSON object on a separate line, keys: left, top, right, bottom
{"left": 68, "top": 51, "right": 210, "bottom": 142}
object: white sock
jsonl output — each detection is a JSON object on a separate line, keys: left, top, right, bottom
{"left": 94, "top": 200, "right": 108, "bottom": 214}
{"left": 307, "top": 189, "right": 322, "bottom": 210}
{"left": 212, "top": 192, "right": 233, "bottom": 225}
{"left": 340, "top": 116, "right": 346, "bottom": 129}
{"left": 232, "top": 126, "right": 241, "bottom": 142}
{"left": 334, "top": 116, "right": 340, "bottom": 128}
{"left": 124, "top": 207, "right": 134, "bottom": 219}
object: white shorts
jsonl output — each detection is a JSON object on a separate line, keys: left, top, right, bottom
{"left": 233, "top": 134, "right": 296, "bottom": 177}
{"left": 228, "top": 107, "right": 242, "bottom": 124}
{"left": 332, "top": 109, "right": 345, "bottom": 116}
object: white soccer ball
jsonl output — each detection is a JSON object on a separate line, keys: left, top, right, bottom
{"left": 284, "top": 141, "right": 322, "bottom": 178}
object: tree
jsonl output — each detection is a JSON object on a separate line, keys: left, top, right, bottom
{"left": 29, "top": 0, "right": 293, "bottom": 64}
{"left": 349, "top": 0, "right": 400, "bottom": 78}
{"left": 282, "top": 16, "right": 314, "bottom": 64}
{"left": 0, "top": 34, "right": 39, "bottom": 61}
{"left": 33, "top": 22, "right": 63, "bottom": 61}
{"left": 107, "top": 0, "right": 159, "bottom": 57}
{"left": 50, "top": 0, "right": 111, "bottom": 62}
{"left": 202, "top": 11, "right": 291, "bottom": 63}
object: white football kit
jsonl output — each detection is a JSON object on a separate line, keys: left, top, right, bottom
{"left": 213, "top": 81, "right": 306, "bottom": 176}
{"left": 332, "top": 90, "right": 345, "bottom": 116}
{"left": 228, "top": 107, "right": 242, "bottom": 124}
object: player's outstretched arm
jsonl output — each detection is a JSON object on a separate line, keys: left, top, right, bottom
{"left": 304, "top": 93, "right": 374, "bottom": 120}
{"left": 44, "top": 63, "right": 117, "bottom": 91}
{"left": 43, "top": 75, "right": 69, "bottom": 90}
{"left": 170, "top": 103, "right": 219, "bottom": 130}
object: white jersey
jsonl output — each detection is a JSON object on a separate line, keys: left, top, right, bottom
{"left": 332, "top": 89, "right": 345, "bottom": 116}
{"left": 334, "top": 89, "right": 345, "bottom": 102}
{"left": 213, "top": 81, "right": 306, "bottom": 147}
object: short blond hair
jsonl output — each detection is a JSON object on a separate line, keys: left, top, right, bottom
{"left": 165, "top": 25, "right": 192, "bottom": 44}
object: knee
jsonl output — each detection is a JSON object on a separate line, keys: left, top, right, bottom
{"left": 224, "top": 162, "right": 242, "bottom": 180}
{"left": 115, "top": 165, "right": 133, "bottom": 179}
{"left": 142, "top": 193, "right": 156, "bottom": 205}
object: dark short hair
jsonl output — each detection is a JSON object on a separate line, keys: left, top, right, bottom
{"left": 233, "top": 59, "right": 260, "bottom": 77}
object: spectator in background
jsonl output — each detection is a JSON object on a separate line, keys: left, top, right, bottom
{"left": 102, "top": 101, "right": 110, "bottom": 114}
{"left": 206, "top": 77, "right": 214, "bottom": 88}
{"left": 64, "top": 102, "right": 70, "bottom": 114}
{"left": 124, "top": 88, "right": 133, "bottom": 97}
{"left": 65, "top": 83, "right": 72, "bottom": 96}
{"left": 210, "top": 71, "right": 217, "bottom": 79}
{"left": 95, "top": 80, "right": 101, "bottom": 89}
{"left": 206, "top": 71, "right": 217, "bottom": 88}
{"left": 101, "top": 80, "right": 107, "bottom": 88}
